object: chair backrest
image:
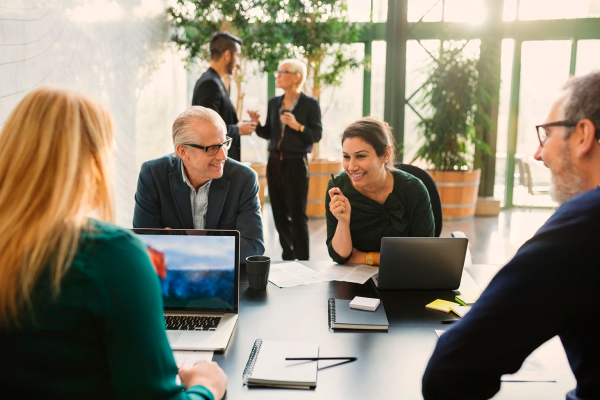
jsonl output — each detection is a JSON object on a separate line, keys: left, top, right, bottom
{"left": 515, "top": 157, "right": 531, "bottom": 190}
{"left": 396, "top": 163, "right": 443, "bottom": 237}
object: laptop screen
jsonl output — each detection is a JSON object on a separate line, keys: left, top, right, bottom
{"left": 133, "top": 229, "right": 239, "bottom": 313}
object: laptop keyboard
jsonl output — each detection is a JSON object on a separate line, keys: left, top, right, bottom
{"left": 165, "top": 316, "right": 221, "bottom": 331}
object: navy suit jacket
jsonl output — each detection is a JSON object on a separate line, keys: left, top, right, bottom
{"left": 423, "top": 188, "right": 600, "bottom": 400}
{"left": 133, "top": 155, "right": 264, "bottom": 262}
{"left": 192, "top": 68, "right": 241, "bottom": 161}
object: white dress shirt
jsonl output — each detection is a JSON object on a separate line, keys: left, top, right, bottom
{"left": 181, "top": 163, "right": 211, "bottom": 229}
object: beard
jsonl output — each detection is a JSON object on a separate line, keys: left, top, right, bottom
{"left": 549, "top": 143, "right": 588, "bottom": 204}
{"left": 226, "top": 58, "right": 236, "bottom": 75}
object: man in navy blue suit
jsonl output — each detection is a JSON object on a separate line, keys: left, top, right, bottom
{"left": 423, "top": 72, "right": 600, "bottom": 400}
{"left": 133, "top": 106, "right": 264, "bottom": 262}
{"left": 191, "top": 32, "right": 256, "bottom": 161}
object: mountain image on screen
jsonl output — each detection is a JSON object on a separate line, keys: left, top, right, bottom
{"left": 146, "top": 244, "right": 234, "bottom": 309}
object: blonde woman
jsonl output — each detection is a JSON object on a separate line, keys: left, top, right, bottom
{"left": 0, "top": 87, "right": 227, "bottom": 399}
{"left": 248, "top": 59, "right": 322, "bottom": 260}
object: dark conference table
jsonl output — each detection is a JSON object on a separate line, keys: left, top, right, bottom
{"left": 213, "top": 262, "right": 575, "bottom": 399}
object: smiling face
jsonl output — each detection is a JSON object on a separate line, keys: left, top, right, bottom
{"left": 342, "top": 137, "right": 390, "bottom": 190}
{"left": 179, "top": 119, "right": 228, "bottom": 187}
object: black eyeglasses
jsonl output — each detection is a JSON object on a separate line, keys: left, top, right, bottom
{"left": 535, "top": 120, "right": 577, "bottom": 147}
{"left": 183, "top": 137, "right": 232, "bottom": 156}
{"left": 274, "top": 70, "right": 296, "bottom": 77}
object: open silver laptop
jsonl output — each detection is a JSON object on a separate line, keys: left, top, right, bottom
{"left": 373, "top": 237, "right": 468, "bottom": 290}
{"left": 133, "top": 229, "right": 239, "bottom": 351}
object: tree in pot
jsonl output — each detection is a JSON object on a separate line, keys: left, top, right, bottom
{"left": 412, "top": 43, "right": 496, "bottom": 219}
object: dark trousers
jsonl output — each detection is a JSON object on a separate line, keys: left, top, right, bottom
{"left": 267, "top": 155, "right": 310, "bottom": 260}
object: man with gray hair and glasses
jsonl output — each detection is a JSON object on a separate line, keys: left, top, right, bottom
{"left": 423, "top": 71, "right": 600, "bottom": 400}
{"left": 133, "top": 106, "right": 264, "bottom": 261}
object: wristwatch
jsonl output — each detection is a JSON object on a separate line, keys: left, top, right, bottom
{"left": 366, "top": 252, "right": 374, "bottom": 266}
{"left": 299, "top": 124, "right": 305, "bottom": 132}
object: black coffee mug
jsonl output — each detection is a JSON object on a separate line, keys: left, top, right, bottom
{"left": 246, "top": 256, "right": 271, "bottom": 290}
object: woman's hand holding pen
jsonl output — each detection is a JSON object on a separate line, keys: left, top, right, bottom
{"left": 329, "top": 187, "right": 351, "bottom": 226}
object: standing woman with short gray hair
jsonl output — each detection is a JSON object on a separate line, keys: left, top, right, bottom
{"left": 249, "top": 59, "right": 322, "bottom": 260}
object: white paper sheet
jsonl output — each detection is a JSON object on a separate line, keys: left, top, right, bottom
{"left": 313, "top": 263, "right": 379, "bottom": 284}
{"left": 434, "top": 330, "right": 555, "bottom": 382}
{"left": 268, "top": 262, "right": 327, "bottom": 288}
{"left": 173, "top": 351, "right": 214, "bottom": 386}
{"left": 173, "top": 350, "right": 214, "bottom": 366}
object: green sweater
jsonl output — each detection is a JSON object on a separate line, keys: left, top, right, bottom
{"left": 0, "top": 220, "right": 213, "bottom": 400}
{"left": 326, "top": 169, "right": 435, "bottom": 264}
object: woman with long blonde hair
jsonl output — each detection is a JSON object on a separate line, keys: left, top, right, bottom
{"left": 0, "top": 86, "right": 227, "bottom": 399}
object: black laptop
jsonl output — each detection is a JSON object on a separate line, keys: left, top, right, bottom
{"left": 373, "top": 237, "right": 468, "bottom": 290}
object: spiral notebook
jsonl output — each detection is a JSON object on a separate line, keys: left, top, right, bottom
{"left": 242, "top": 339, "right": 319, "bottom": 389}
{"left": 328, "top": 298, "right": 389, "bottom": 330}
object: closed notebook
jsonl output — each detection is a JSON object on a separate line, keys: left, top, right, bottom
{"left": 242, "top": 339, "right": 319, "bottom": 389}
{"left": 328, "top": 298, "right": 389, "bottom": 330}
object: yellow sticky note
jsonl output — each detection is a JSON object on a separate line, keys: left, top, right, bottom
{"left": 425, "top": 299, "right": 456, "bottom": 313}
{"left": 449, "top": 305, "right": 472, "bottom": 318}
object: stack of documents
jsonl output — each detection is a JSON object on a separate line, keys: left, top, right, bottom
{"left": 349, "top": 296, "right": 380, "bottom": 311}
{"left": 449, "top": 304, "right": 472, "bottom": 318}
{"left": 455, "top": 294, "right": 479, "bottom": 306}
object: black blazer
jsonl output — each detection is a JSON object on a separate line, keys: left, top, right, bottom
{"left": 192, "top": 67, "right": 241, "bottom": 161}
{"left": 423, "top": 188, "right": 600, "bottom": 400}
{"left": 133, "top": 155, "right": 265, "bottom": 261}
{"left": 255, "top": 92, "right": 322, "bottom": 155}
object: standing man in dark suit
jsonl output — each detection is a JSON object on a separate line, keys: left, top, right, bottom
{"left": 422, "top": 72, "right": 600, "bottom": 400}
{"left": 133, "top": 106, "right": 264, "bottom": 262}
{"left": 192, "top": 32, "right": 256, "bottom": 161}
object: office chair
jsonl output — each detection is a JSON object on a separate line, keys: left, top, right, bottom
{"left": 395, "top": 163, "right": 443, "bottom": 237}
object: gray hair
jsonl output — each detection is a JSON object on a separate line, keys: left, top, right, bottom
{"left": 562, "top": 71, "right": 600, "bottom": 140}
{"left": 279, "top": 59, "right": 307, "bottom": 90}
{"left": 172, "top": 106, "right": 227, "bottom": 158}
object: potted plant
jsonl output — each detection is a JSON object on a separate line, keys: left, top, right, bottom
{"left": 412, "top": 44, "right": 495, "bottom": 219}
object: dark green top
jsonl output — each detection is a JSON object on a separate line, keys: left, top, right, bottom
{"left": 0, "top": 220, "right": 214, "bottom": 400}
{"left": 326, "top": 169, "right": 435, "bottom": 264}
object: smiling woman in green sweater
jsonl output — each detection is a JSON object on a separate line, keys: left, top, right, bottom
{"left": 326, "top": 117, "right": 435, "bottom": 265}
{"left": 0, "top": 87, "right": 227, "bottom": 400}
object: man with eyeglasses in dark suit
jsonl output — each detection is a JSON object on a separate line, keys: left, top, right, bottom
{"left": 423, "top": 72, "right": 600, "bottom": 400}
{"left": 191, "top": 31, "right": 256, "bottom": 161}
{"left": 133, "top": 106, "right": 264, "bottom": 262}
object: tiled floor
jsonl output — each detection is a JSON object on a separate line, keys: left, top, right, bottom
{"left": 261, "top": 203, "right": 555, "bottom": 266}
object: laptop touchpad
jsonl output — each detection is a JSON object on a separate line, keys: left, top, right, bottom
{"left": 167, "top": 332, "right": 183, "bottom": 344}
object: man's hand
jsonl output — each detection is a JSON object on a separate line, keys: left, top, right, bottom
{"left": 238, "top": 121, "right": 257, "bottom": 136}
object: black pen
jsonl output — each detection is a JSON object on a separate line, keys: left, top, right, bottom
{"left": 440, "top": 319, "right": 460, "bottom": 324}
{"left": 286, "top": 357, "right": 357, "bottom": 361}
{"left": 330, "top": 173, "right": 336, "bottom": 187}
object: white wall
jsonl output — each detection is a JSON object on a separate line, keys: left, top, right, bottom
{"left": 0, "top": 0, "right": 188, "bottom": 227}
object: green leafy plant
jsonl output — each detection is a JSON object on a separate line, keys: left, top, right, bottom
{"left": 412, "top": 44, "right": 495, "bottom": 171}
{"left": 273, "top": 0, "right": 364, "bottom": 100}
